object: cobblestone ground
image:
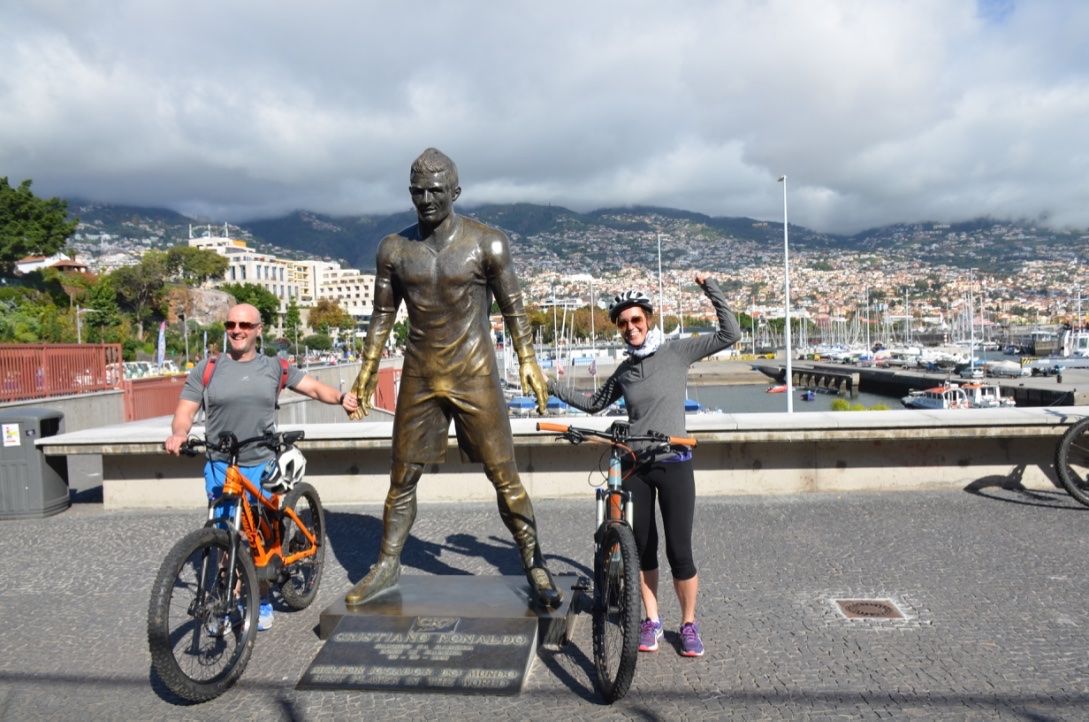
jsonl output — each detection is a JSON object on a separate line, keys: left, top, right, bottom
{"left": 1, "top": 484, "right": 1088, "bottom": 720}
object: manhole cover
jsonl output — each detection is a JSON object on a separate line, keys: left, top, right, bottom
{"left": 835, "top": 598, "right": 904, "bottom": 619}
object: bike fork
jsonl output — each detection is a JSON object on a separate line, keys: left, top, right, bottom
{"left": 596, "top": 455, "right": 633, "bottom": 564}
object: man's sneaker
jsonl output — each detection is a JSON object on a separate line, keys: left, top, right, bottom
{"left": 679, "top": 621, "right": 704, "bottom": 657}
{"left": 638, "top": 618, "right": 663, "bottom": 652}
{"left": 205, "top": 603, "right": 244, "bottom": 637}
{"left": 258, "top": 600, "right": 274, "bottom": 631}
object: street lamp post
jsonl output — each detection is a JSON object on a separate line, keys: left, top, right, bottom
{"left": 75, "top": 304, "right": 100, "bottom": 344}
{"left": 180, "top": 311, "right": 190, "bottom": 365}
{"left": 656, "top": 233, "right": 665, "bottom": 324}
{"left": 778, "top": 175, "right": 793, "bottom": 413}
{"left": 589, "top": 278, "right": 596, "bottom": 350}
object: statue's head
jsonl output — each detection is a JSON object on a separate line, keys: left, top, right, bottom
{"left": 409, "top": 148, "right": 461, "bottom": 227}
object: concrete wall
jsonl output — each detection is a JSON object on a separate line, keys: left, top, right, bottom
{"left": 39, "top": 406, "right": 1086, "bottom": 509}
{"left": 0, "top": 391, "right": 126, "bottom": 433}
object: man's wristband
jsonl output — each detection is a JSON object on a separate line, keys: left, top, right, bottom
{"left": 337, "top": 392, "right": 346, "bottom": 405}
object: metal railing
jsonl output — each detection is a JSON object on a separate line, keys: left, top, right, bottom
{"left": 0, "top": 343, "right": 123, "bottom": 403}
{"left": 123, "top": 375, "right": 188, "bottom": 421}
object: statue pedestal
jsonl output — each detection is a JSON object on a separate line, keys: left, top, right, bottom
{"left": 298, "top": 575, "right": 586, "bottom": 695}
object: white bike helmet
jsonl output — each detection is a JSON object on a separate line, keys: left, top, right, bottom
{"left": 608, "top": 290, "right": 654, "bottom": 323}
{"left": 260, "top": 446, "right": 307, "bottom": 493}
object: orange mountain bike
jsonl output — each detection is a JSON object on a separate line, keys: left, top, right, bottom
{"left": 147, "top": 430, "right": 325, "bottom": 702}
{"left": 537, "top": 420, "right": 696, "bottom": 703}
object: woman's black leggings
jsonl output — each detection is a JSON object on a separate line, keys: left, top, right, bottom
{"left": 622, "top": 458, "right": 697, "bottom": 580}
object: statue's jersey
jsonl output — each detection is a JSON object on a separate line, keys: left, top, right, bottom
{"left": 369, "top": 215, "right": 534, "bottom": 379}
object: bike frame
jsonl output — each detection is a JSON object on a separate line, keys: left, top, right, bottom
{"left": 189, "top": 433, "right": 319, "bottom": 611}
{"left": 597, "top": 445, "right": 634, "bottom": 532}
{"left": 212, "top": 467, "right": 319, "bottom": 569}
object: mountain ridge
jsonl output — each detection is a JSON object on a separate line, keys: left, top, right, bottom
{"left": 65, "top": 200, "right": 1089, "bottom": 275}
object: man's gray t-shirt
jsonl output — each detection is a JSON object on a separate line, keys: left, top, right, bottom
{"left": 180, "top": 355, "right": 306, "bottom": 465}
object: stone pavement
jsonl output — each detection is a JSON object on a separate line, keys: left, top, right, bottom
{"left": 1, "top": 483, "right": 1088, "bottom": 720}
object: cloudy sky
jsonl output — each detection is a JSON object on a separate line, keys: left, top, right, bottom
{"left": 2, "top": 0, "right": 1086, "bottom": 234}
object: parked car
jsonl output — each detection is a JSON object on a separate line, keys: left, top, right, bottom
{"left": 958, "top": 366, "right": 984, "bottom": 379}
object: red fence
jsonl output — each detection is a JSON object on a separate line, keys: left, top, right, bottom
{"left": 374, "top": 367, "right": 401, "bottom": 412}
{"left": 0, "top": 344, "right": 124, "bottom": 403}
{"left": 123, "top": 375, "right": 188, "bottom": 421}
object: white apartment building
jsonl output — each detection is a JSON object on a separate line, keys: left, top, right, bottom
{"left": 188, "top": 226, "right": 383, "bottom": 336}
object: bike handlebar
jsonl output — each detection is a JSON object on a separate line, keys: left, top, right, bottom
{"left": 536, "top": 421, "right": 697, "bottom": 449}
{"left": 181, "top": 429, "right": 306, "bottom": 457}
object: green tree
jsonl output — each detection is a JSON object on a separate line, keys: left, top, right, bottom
{"left": 0, "top": 290, "right": 49, "bottom": 342}
{"left": 393, "top": 319, "right": 410, "bottom": 348}
{"left": 221, "top": 282, "right": 281, "bottom": 326}
{"left": 303, "top": 333, "right": 333, "bottom": 351}
{"left": 0, "top": 178, "right": 78, "bottom": 275}
{"left": 82, "top": 276, "right": 124, "bottom": 343}
{"left": 110, "top": 250, "right": 169, "bottom": 340}
{"left": 307, "top": 298, "right": 354, "bottom": 336}
{"left": 284, "top": 297, "right": 302, "bottom": 344}
{"left": 166, "top": 245, "right": 228, "bottom": 285}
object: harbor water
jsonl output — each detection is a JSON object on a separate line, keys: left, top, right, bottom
{"left": 687, "top": 384, "right": 898, "bottom": 413}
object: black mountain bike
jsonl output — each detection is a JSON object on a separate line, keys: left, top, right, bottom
{"left": 1055, "top": 416, "right": 1089, "bottom": 506}
{"left": 537, "top": 420, "right": 696, "bottom": 703}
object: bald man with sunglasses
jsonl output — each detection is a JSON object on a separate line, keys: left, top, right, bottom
{"left": 165, "top": 302, "right": 358, "bottom": 467}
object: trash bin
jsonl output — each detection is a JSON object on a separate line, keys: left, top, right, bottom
{"left": 0, "top": 408, "right": 69, "bottom": 519}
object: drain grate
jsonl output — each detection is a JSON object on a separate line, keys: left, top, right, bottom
{"left": 834, "top": 598, "right": 904, "bottom": 620}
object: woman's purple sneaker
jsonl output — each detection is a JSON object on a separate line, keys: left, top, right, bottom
{"left": 638, "top": 618, "right": 663, "bottom": 652}
{"left": 679, "top": 621, "right": 704, "bottom": 657}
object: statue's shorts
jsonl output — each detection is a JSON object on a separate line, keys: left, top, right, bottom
{"left": 391, "top": 373, "right": 516, "bottom": 466}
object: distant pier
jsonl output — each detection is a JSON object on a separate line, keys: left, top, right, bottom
{"left": 755, "top": 361, "right": 1089, "bottom": 406}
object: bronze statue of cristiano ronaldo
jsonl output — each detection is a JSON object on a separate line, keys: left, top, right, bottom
{"left": 346, "top": 148, "right": 561, "bottom": 608}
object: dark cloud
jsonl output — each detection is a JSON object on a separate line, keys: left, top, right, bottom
{"left": 2, "top": 1, "right": 1087, "bottom": 233}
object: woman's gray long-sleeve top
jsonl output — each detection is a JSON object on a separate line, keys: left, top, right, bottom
{"left": 548, "top": 278, "right": 742, "bottom": 443}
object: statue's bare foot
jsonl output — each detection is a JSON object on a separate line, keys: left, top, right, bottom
{"left": 526, "top": 564, "right": 564, "bottom": 609}
{"left": 344, "top": 556, "right": 401, "bottom": 606}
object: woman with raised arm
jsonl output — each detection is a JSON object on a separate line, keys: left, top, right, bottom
{"left": 548, "top": 272, "right": 741, "bottom": 657}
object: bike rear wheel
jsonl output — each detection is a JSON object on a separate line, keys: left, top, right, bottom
{"left": 591, "top": 521, "right": 641, "bottom": 703}
{"left": 147, "top": 527, "right": 259, "bottom": 703}
{"left": 278, "top": 482, "right": 326, "bottom": 609}
{"left": 1055, "top": 416, "right": 1089, "bottom": 507}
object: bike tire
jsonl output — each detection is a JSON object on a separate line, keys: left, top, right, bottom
{"left": 591, "top": 522, "right": 641, "bottom": 703}
{"left": 147, "top": 527, "right": 259, "bottom": 703}
{"left": 1055, "top": 416, "right": 1089, "bottom": 507}
{"left": 278, "top": 482, "right": 326, "bottom": 610}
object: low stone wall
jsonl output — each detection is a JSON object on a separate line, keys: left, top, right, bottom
{"left": 38, "top": 405, "right": 1086, "bottom": 509}
{"left": 0, "top": 390, "right": 126, "bottom": 432}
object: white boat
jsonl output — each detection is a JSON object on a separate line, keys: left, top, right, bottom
{"left": 1028, "top": 329, "right": 1089, "bottom": 372}
{"left": 982, "top": 359, "right": 1028, "bottom": 378}
{"left": 901, "top": 384, "right": 970, "bottom": 410}
{"left": 960, "top": 382, "right": 1016, "bottom": 408}
{"left": 902, "top": 382, "right": 1014, "bottom": 409}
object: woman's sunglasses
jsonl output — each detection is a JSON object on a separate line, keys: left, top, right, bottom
{"left": 223, "top": 321, "right": 260, "bottom": 331}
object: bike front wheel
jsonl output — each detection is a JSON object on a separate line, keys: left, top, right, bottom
{"left": 147, "top": 527, "right": 259, "bottom": 703}
{"left": 591, "top": 521, "right": 641, "bottom": 703}
{"left": 1055, "top": 416, "right": 1089, "bottom": 507}
{"left": 278, "top": 482, "right": 326, "bottom": 609}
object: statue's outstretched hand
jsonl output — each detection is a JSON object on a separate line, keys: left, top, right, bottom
{"left": 348, "top": 367, "right": 379, "bottom": 420}
{"left": 521, "top": 360, "right": 549, "bottom": 415}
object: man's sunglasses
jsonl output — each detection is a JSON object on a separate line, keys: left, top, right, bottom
{"left": 223, "top": 321, "right": 260, "bottom": 331}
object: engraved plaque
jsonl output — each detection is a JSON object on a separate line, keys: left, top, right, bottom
{"left": 298, "top": 614, "right": 538, "bottom": 695}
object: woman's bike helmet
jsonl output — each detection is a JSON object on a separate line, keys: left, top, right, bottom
{"left": 608, "top": 290, "right": 654, "bottom": 323}
{"left": 260, "top": 446, "right": 307, "bottom": 493}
